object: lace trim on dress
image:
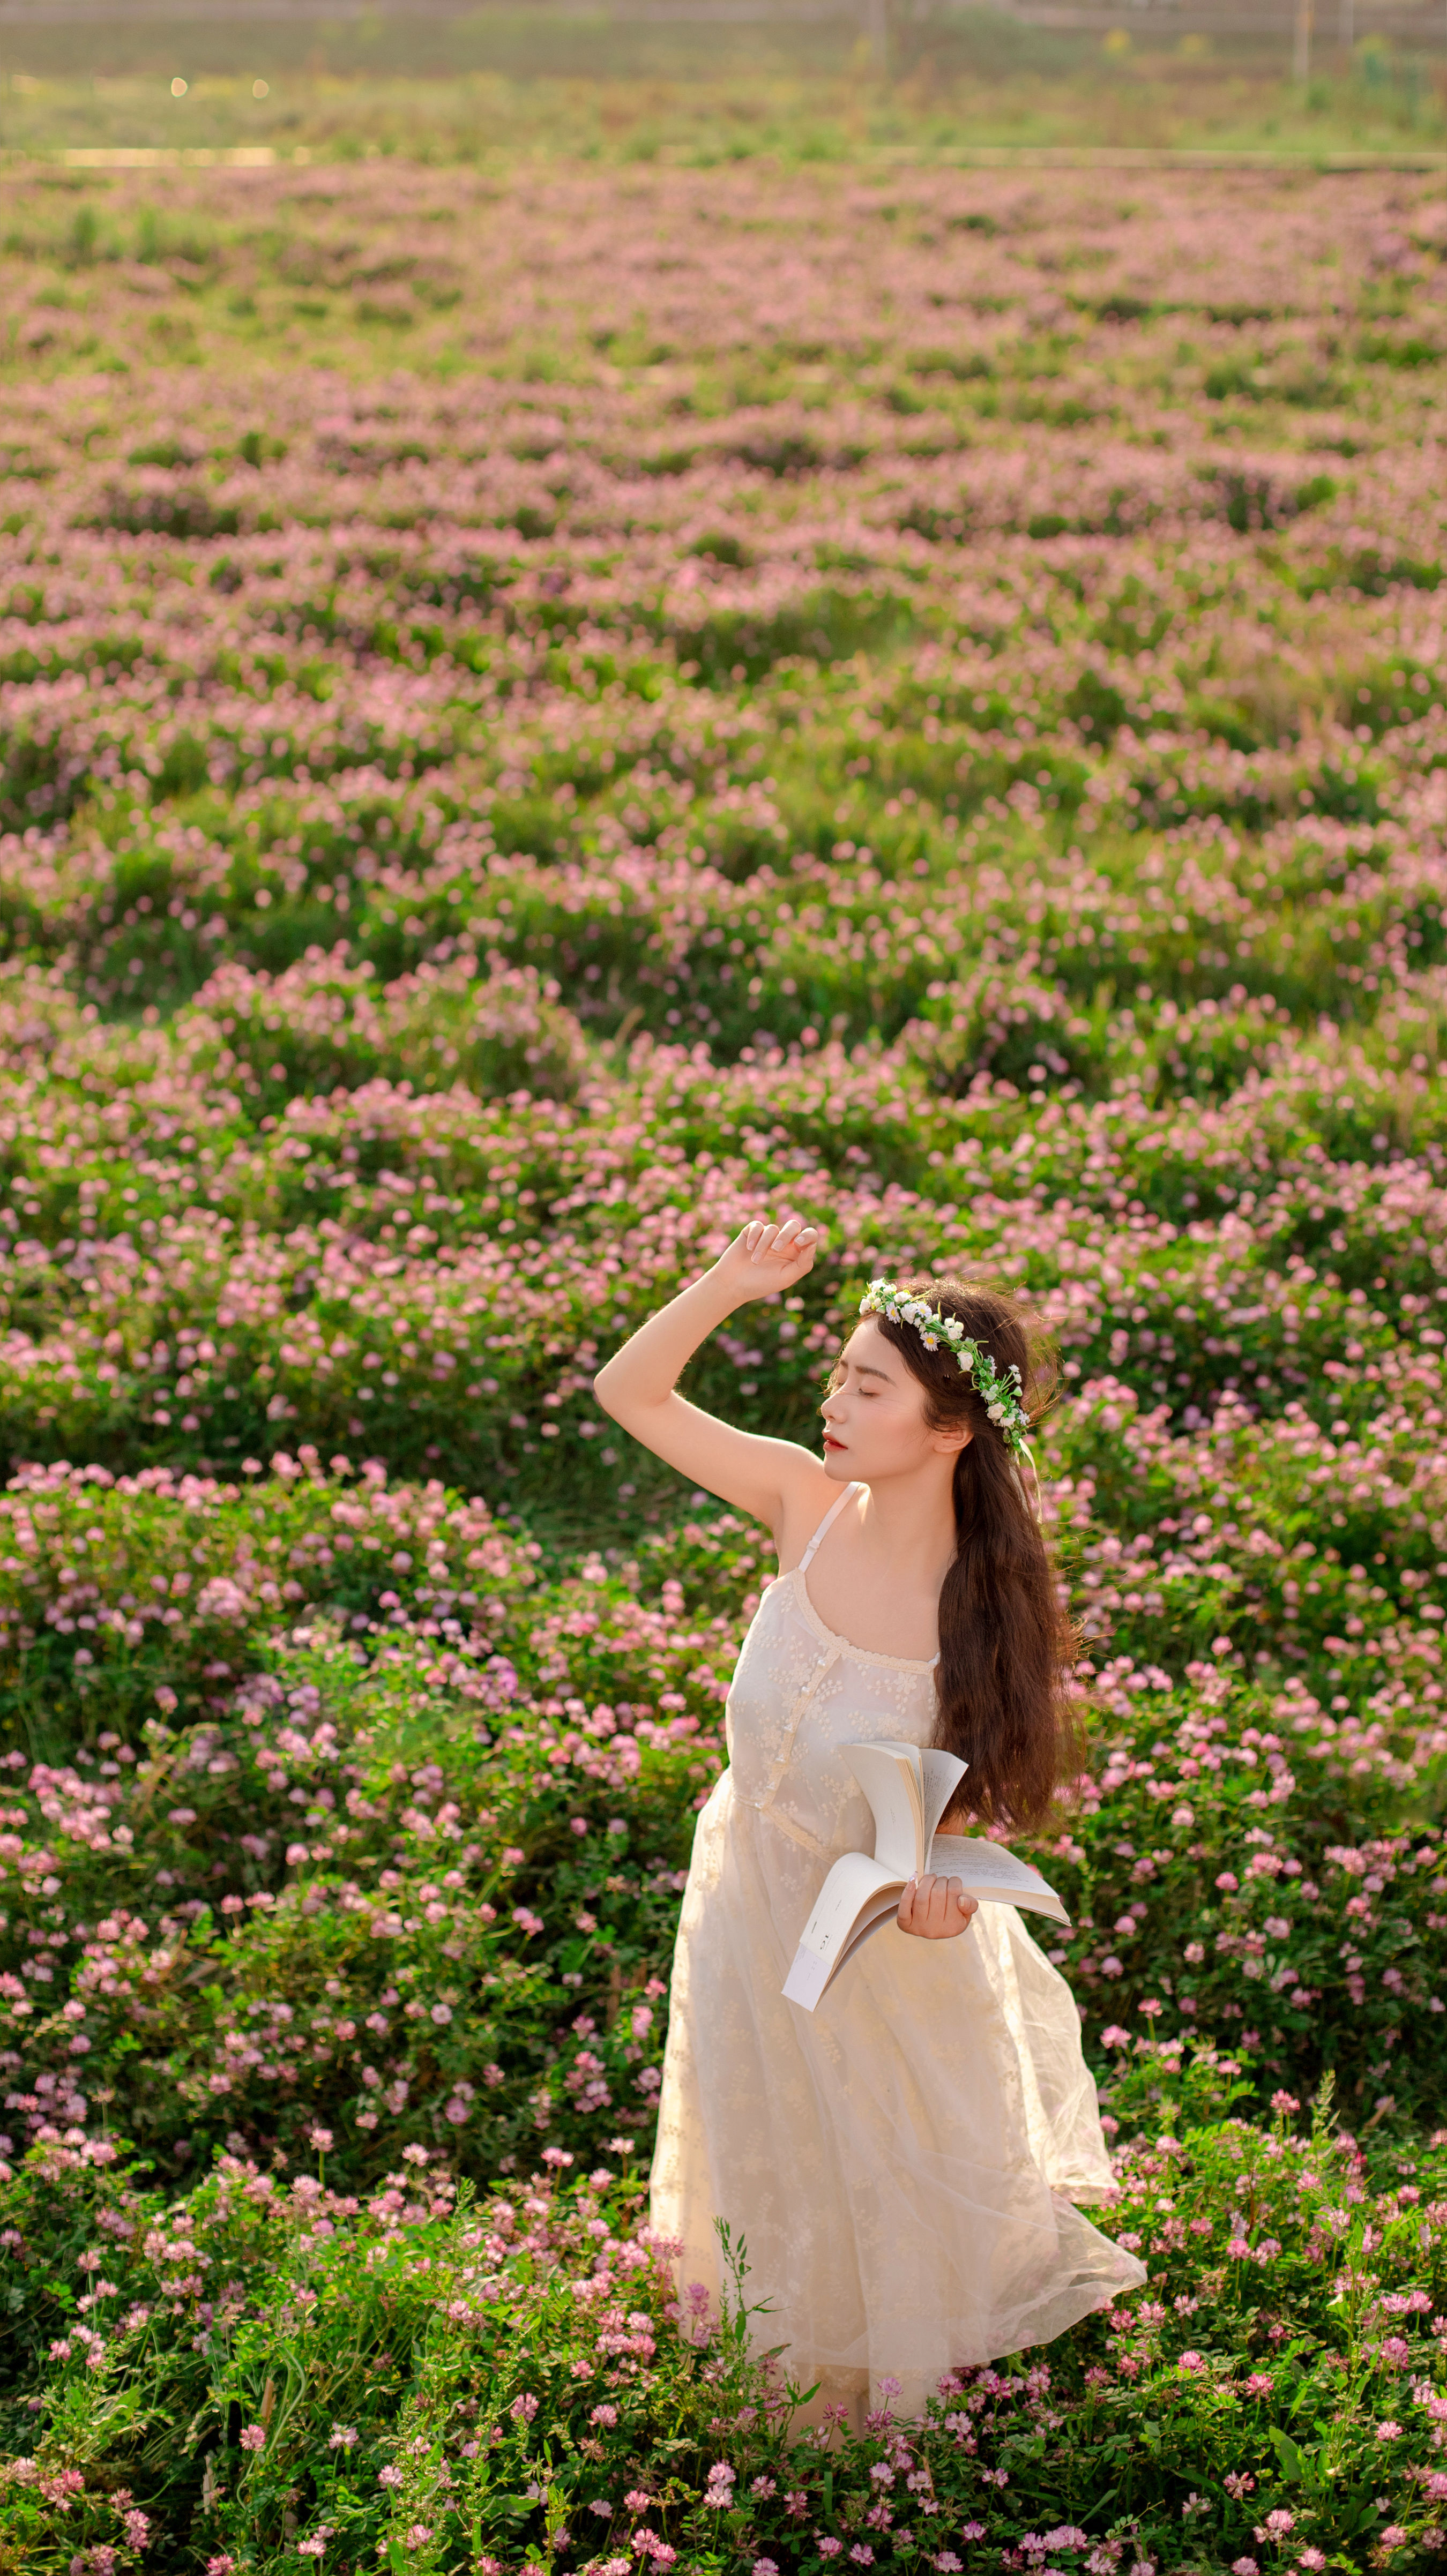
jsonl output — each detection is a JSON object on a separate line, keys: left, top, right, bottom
{"left": 791, "top": 1572, "right": 941, "bottom": 1674}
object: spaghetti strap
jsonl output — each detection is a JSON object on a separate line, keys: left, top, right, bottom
{"left": 796, "top": 1480, "right": 861, "bottom": 1573}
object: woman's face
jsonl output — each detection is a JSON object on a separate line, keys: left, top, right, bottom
{"left": 819, "top": 1320, "right": 971, "bottom": 1485}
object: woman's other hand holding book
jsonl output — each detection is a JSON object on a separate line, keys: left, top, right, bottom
{"left": 897, "top": 1873, "right": 978, "bottom": 1939}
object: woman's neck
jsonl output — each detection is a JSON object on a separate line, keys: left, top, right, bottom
{"left": 852, "top": 1470, "right": 958, "bottom": 1594}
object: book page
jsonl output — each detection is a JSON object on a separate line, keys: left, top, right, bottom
{"left": 783, "top": 1850, "right": 903, "bottom": 2008}
{"left": 837, "top": 1886, "right": 907, "bottom": 1971}
{"left": 928, "top": 1833, "right": 1070, "bottom": 1928}
{"left": 919, "top": 1748, "right": 968, "bottom": 1846}
{"left": 842, "top": 1742, "right": 925, "bottom": 1877}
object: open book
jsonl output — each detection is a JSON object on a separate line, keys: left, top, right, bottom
{"left": 781, "top": 1740, "right": 1070, "bottom": 2012}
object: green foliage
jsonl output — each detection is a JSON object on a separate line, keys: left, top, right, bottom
{"left": 5, "top": 2064, "right": 1447, "bottom": 2572}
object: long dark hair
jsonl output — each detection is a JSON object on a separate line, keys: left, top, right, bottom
{"left": 838, "top": 1275, "right": 1081, "bottom": 1834}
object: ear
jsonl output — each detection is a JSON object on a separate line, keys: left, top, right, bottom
{"left": 931, "top": 1420, "right": 973, "bottom": 1458}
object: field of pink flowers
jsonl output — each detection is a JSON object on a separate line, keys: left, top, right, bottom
{"left": 3, "top": 153, "right": 1447, "bottom": 2573}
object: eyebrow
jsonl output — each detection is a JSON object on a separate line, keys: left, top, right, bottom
{"left": 846, "top": 1361, "right": 893, "bottom": 1383}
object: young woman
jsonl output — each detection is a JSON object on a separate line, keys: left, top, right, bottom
{"left": 594, "top": 1217, "right": 1144, "bottom": 2426}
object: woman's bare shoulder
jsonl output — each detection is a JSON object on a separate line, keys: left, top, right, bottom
{"left": 772, "top": 1463, "right": 856, "bottom": 1574}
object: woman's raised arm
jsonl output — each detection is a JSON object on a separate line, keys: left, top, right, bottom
{"left": 593, "top": 1217, "right": 831, "bottom": 1538}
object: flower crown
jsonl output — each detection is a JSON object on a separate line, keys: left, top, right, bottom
{"left": 859, "top": 1279, "right": 1036, "bottom": 1468}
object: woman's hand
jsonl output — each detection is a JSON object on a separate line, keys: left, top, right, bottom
{"left": 713, "top": 1216, "right": 822, "bottom": 1306}
{"left": 897, "top": 1874, "right": 978, "bottom": 1940}
{"left": 591, "top": 1210, "right": 832, "bottom": 1534}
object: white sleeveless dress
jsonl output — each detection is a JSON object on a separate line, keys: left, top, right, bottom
{"left": 650, "top": 1482, "right": 1146, "bottom": 2422}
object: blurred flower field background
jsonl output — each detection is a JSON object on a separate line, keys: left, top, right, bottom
{"left": 6, "top": 147, "right": 1447, "bottom": 2574}
{"left": 3, "top": 5, "right": 1446, "bottom": 167}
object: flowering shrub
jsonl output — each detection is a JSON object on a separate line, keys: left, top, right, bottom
{"left": 1, "top": 154, "right": 1447, "bottom": 2567}
{"left": 6, "top": 2070, "right": 1447, "bottom": 2574}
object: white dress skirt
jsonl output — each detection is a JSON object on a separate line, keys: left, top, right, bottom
{"left": 650, "top": 1481, "right": 1147, "bottom": 2423}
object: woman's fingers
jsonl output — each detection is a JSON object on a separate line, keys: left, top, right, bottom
{"left": 776, "top": 1220, "right": 818, "bottom": 1258}
{"left": 928, "top": 1875, "right": 961, "bottom": 1935}
{"left": 728, "top": 1216, "right": 823, "bottom": 1308}
{"left": 755, "top": 1220, "right": 816, "bottom": 1262}
{"left": 898, "top": 1874, "right": 978, "bottom": 1939}
{"left": 741, "top": 1217, "right": 821, "bottom": 1268}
